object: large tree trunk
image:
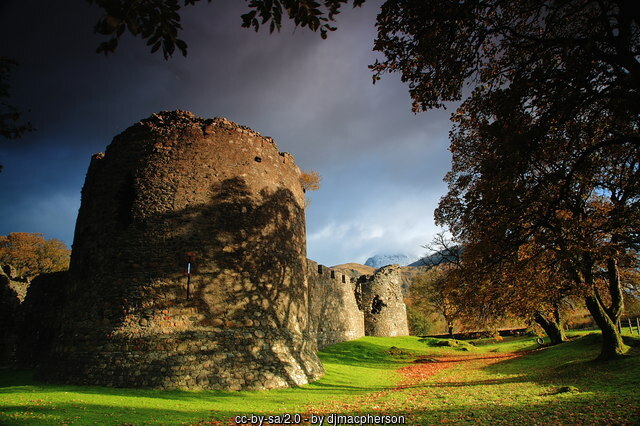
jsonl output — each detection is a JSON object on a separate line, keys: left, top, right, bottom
{"left": 585, "top": 295, "right": 626, "bottom": 360}
{"left": 584, "top": 257, "right": 627, "bottom": 360}
{"left": 533, "top": 307, "right": 567, "bottom": 345}
{"left": 447, "top": 321, "right": 454, "bottom": 339}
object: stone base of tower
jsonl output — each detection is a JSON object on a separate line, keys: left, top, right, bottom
{"left": 41, "top": 327, "right": 323, "bottom": 390}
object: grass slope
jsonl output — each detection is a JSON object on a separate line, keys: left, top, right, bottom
{"left": 0, "top": 333, "right": 638, "bottom": 424}
{"left": 329, "top": 263, "right": 376, "bottom": 276}
{"left": 401, "top": 333, "right": 640, "bottom": 424}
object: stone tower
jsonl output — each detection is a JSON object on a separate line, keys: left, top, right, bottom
{"left": 356, "top": 264, "right": 409, "bottom": 337}
{"left": 41, "top": 111, "right": 324, "bottom": 390}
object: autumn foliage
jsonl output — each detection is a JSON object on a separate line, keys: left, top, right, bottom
{"left": 409, "top": 266, "right": 463, "bottom": 338}
{"left": 300, "top": 170, "right": 321, "bottom": 192}
{"left": 0, "top": 232, "right": 70, "bottom": 279}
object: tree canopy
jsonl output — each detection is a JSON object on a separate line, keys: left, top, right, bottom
{"left": 0, "top": 233, "right": 70, "bottom": 279}
{"left": 300, "top": 170, "right": 322, "bottom": 192}
{"left": 87, "top": 0, "right": 366, "bottom": 59}
{"left": 378, "top": 0, "right": 639, "bottom": 358}
{"left": 429, "top": 1, "right": 640, "bottom": 357}
{"left": 410, "top": 266, "right": 463, "bottom": 338}
{"left": 371, "top": 0, "right": 640, "bottom": 112}
{"left": 0, "top": 57, "right": 34, "bottom": 172}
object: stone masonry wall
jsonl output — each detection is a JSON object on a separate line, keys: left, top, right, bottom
{"left": 40, "top": 111, "right": 324, "bottom": 390}
{"left": 356, "top": 265, "right": 410, "bottom": 337}
{"left": 0, "top": 268, "right": 22, "bottom": 365}
{"left": 307, "top": 259, "right": 364, "bottom": 349}
{"left": 0, "top": 265, "right": 32, "bottom": 365}
{"left": 16, "top": 271, "right": 69, "bottom": 368}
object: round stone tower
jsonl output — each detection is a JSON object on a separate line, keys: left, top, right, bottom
{"left": 356, "top": 264, "right": 409, "bottom": 337}
{"left": 42, "top": 110, "right": 324, "bottom": 390}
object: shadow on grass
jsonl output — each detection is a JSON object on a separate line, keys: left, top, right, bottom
{"left": 379, "top": 397, "right": 633, "bottom": 425}
{"left": 429, "top": 376, "right": 529, "bottom": 388}
{"left": 0, "top": 370, "right": 263, "bottom": 402}
{"left": 2, "top": 388, "right": 636, "bottom": 425}
{"left": 0, "top": 401, "right": 240, "bottom": 425}
{"left": 0, "top": 371, "right": 393, "bottom": 425}
{"left": 0, "top": 369, "right": 37, "bottom": 388}
{"left": 318, "top": 341, "right": 408, "bottom": 369}
{"left": 302, "top": 381, "right": 392, "bottom": 392}
{"left": 481, "top": 333, "right": 640, "bottom": 393}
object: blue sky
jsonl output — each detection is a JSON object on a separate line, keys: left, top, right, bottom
{"left": 0, "top": 0, "right": 455, "bottom": 266}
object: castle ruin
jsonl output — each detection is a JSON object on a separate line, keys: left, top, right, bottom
{"left": 307, "top": 261, "right": 409, "bottom": 349}
{"left": 307, "top": 260, "right": 365, "bottom": 349}
{"left": 4, "top": 111, "right": 409, "bottom": 391}
{"left": 356, "top": 265, "right": 410, "bottom": 337}
{"left": 41, "top": 111, "right": 323, "bottom": 390}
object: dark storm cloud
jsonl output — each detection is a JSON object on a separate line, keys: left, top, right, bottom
{"left": 0, "top": 0, "right": 454, "bottom": 264}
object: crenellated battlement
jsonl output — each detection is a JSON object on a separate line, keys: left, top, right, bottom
{"left": 310, "top": 261, "right": 354, "bottom": 285}
{"left": 306, "top": 259, "right": 364, "bottom": 349}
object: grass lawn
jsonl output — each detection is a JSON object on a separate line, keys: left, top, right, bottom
{"left": 0, "top": 332, "right": 638, "bottom": 424}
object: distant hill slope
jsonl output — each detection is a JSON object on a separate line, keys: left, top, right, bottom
{"left": 330, "top": 263, "right": 376, "bottom": 276}
{"left": 409, "top": 246, "right": 462, "bottom": 267}
{"left": 399, "top": 265, "right": 429, "bottom": 292}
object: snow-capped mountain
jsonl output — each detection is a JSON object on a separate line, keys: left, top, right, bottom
{"left": 364, "top": 254, "right": 418, "bottom": 268}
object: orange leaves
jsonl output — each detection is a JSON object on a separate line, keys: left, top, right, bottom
{"left": 554, "top": 209, "right": 574, "bottom": 221}
{"left": 0, "top": 232, "right": 70, "bottom": 278}
{"left": 300, "top": 170, "right": 321, "bottom": 192}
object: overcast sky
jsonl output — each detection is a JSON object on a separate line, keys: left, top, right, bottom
{"left": 0, "top": 0, "right": 455, "bottom": 266}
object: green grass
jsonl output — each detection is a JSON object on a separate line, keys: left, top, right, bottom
{"left": 402, "top": 332, "right": 640, "bottom": 424}
{"left": 0, "top": 337, "right": 412, "bottom": 425}
{"left": 0, "top": 333, "right": 639, "bottom": 424}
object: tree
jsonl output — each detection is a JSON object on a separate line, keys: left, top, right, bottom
{"left": 371, "top": 1, "right": 640, "bottom": 113}
{"left": 300, "top": 170, "right": 322, "bottom": 192}
{"left": 408, "top": 233, "right": 468, "bottom": 338}
{"left": 417, "top": 232, "right": 573, "bottom": 344}
{"left": 457, "top": 239, "right": 577, "bottom": 345}
{"left": 1, "top": 57, "right": 34, "bottom": 172}
{"left": 86, "top": 0, "right": 366, "bottom": 59}
{"left": 516, "top": 249, "right": 572, "bottom": 345}
{"left": 625, "top": 293, "right": 640, "bottom": 318}
{"left": 410, "top": 266, "right": 463, "bottom": 338}
{"left": 435, "top": 82, "right": 639, "bottom": 359}
{"left": 375, "top": 0, "right": 640, "bottom": 360}
{"left": 0, "top": 233, "right": 70, "bottom": 279}
{"left": 405, "top": 304, "right": 432, "bottom": 336}
{"left": 622, "top": 267, "right": 640, "bottom": 318}
{"left": 300, "top": 169, "right": 321, "bottom": 207}
{"left": 417, "top": 232, "right": 462, "bottom": 268}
